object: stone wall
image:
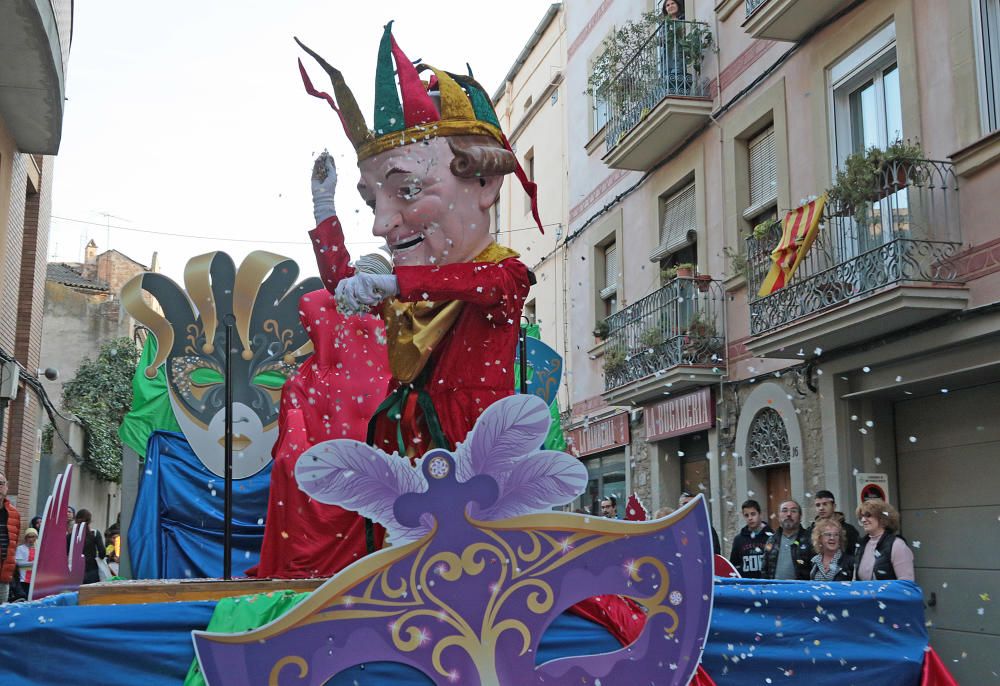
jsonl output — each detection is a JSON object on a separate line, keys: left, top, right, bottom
{"left": 715, "top": 367, "right": 824, "bottom": 544}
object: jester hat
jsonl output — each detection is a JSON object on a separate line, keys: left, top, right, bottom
{"left": 296, "top": 22, "right": 542, "bottom": 233}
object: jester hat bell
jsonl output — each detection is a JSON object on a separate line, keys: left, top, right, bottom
{"left": 296, "top": 22, "right": 542, "bottom": 232}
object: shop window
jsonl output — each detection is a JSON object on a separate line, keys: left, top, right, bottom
{"left": 581, "top": 452, "right": 627, "bottom": 517}
{"left": 680, "top": 431, "right": 711, "bottom": 499}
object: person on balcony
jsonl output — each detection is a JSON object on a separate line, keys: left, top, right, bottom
{"left": 660, "top": 0, "right": 692, "bottom": 95}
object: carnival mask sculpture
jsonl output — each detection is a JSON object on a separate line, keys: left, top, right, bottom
{"left": 122, "top": 251, "right": 322, "bottom": 478}
{"left": 192, "top": 395, "right": 714, "bottom": 685}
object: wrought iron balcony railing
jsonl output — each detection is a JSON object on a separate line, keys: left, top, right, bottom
{"left": 602, "top": 277, "right": 726, "bottom": 391}
{"left": 596, "top": 18, "right": 712, "bottom": 152}
{"left": 746, "top": 159, "right": 963, "bottom": 336}
{"left": 745, "top": 0, "right": 769, "bottom": 17}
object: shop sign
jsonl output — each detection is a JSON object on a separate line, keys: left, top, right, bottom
{"left": 567, "top": 413, "right": 629, "bottom": 457}
{"left": 645, "top": 388, "right": 714, "bottom": 441}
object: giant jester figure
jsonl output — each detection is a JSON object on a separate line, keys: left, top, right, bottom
{"left": 294, "top": 23, "right": 645, "bottom": 646}
{"left": 298, "top": 25, "right": 538, "bottom": 457}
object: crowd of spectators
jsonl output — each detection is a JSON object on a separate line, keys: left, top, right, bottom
{"left": 728, "top": 490, "right": 915, "bottom": 582}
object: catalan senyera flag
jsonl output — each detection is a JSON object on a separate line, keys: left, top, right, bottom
{"left": 757, "top": 194, "right": 827, "bottom": 298}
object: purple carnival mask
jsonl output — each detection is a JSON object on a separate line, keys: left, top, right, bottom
{"left": 192, "top": 395, "right": 713, "bottom": 685}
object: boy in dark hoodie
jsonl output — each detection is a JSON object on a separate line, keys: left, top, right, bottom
{"left": 729, "top": 499, "right": 773, "bottom": 578}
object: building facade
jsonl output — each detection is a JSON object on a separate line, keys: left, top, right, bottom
{"left": 0, "top": 0, "right": 74, "bottom": 521}
{"left": 544, "top": 1, "right": 1000, "bottom": 678}
{"left": 492, "top": 4, "right": 571, "bottom": 413}
{"left": 38, "top": 242, "right": 154, "bottom": 528}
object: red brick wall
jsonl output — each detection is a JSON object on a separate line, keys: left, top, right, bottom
{"left": 0, "top": 153, "right": 28, "bottom": 494}
{"left": 2, "top": 154, "right": 51, "bottom": 517}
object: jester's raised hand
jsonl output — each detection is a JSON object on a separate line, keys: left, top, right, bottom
{"left": 311, "top": 150, "right": 337, "bottom": 225}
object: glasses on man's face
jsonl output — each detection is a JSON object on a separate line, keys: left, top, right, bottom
{"left": 820, "top": 532, "right": 839, "bottom": 539}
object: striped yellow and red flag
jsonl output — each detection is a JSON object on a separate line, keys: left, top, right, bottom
{"left": 757, "top": 194, "right": 827, "bottom": 298}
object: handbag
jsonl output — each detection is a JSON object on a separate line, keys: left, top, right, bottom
{"left": 95, "top": 555, "right": 113, "bottom": 582}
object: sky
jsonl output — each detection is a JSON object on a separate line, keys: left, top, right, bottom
{"left": 50, "top": 0, "right": 556, "bottom": 282}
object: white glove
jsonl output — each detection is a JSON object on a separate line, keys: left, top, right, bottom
{"left": 335, "top": 273, "right": 399, "bottom": 315}
{"left": 311, "top": 151, "right": 337, "bottom": 225}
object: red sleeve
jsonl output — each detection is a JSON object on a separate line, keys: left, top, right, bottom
{"left": 394, "top": 258, "right": 531, "bottom": 322}
{"left": 308, "top": 216, "right": 355, "bottom": 295}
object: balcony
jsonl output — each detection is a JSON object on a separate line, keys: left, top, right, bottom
{"left": 601, "top": 277, "right": 726, "bottom": 405}
{"left": 745, "top": 159, "right": 968, "bottom": 358}
{"left": 743, "top": 0, "right": 856, "bottom": 42}
{"left": 0, "top": 0, "right": 73, "bottom": 153}
{"left": 599, "top": 19, "right": 714, "bottom": 171}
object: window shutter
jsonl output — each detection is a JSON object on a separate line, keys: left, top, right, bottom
{"left": 748, "top": 127, "right": 777, "bottom": 208}
{"left": 655, "top": 183, "right": 697, "bottom": 259}
{"left": 601, "top": 243, "right": 618, "bottom": 299}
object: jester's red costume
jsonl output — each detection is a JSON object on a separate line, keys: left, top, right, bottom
{"left": 310, "top": 216, "right": 531, "bottom": 455}
{"left": 251, "top": 288, "right": 390, "bottom": 578}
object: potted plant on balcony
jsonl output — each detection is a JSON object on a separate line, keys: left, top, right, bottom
{"left": 603, "top": 346, "right": 627, "bottom": 376}
{"left": 675, "top": 22, "right": 714, "bottom": 82}
{"left": 593, "top": 318, "right": 611, "bottom": 341}
{"left": 674, "top": 262, "right": 696, "bottom": 278}
{"left": 694, "top": 272, "right": 713, "bottom": 292}
{"left": 682, "top": 312, "right": 720, "bottom": 364}
{"left": 585, "top": 10, "right": 662, "bottom": 102}
{"left": 827, "top": 139, "right": 924, "bottom": 224}
{"left": 640, "top": 325, "right": 666, "bottom": 350}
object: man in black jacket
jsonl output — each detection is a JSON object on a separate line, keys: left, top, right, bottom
{"left": 729, "top": 499, "right": 772, "bottom": 578}
{"left": 807, "top": 489, "right": 860, "bottom": 553}
{"left": 763, "top": 500, "right": 813, "bottom": 580}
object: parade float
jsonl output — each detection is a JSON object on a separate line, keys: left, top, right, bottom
{"left": 0, "top": 21, "right": 956, "bottom": 686}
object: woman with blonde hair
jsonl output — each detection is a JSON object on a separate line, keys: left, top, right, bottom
{"left": 855, "top": 499, "right": 915, "bottom": 581}
{"left": 809, "top": 519, "right": 854, "bottom": 581}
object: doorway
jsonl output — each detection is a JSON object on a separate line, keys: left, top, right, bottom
{"left": 765, "top": 464, "right": 791, "bottom": 527}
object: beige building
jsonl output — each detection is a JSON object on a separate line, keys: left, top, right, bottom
{"left": 546, "top": 1, "right": 1000, "bottom": 678}
{"left": 0, "top": 0, "right": 74, "bottom": 521}
{"left": 492, "top": 3, "right": 571, "bottom": 410}
{"left": 37, "top": 242, "right": 155, "bottom": 528}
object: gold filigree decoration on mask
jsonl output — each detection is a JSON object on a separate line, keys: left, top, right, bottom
{"left": 256, "top": 516, "right": 680, "bottom": 684}
{"left": 262, "top": 319, "right": 295, "bottom": 355}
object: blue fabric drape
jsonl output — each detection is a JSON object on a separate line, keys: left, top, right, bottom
{"left": 1, "top": 595, "right": 217, "bottom": 686}
{"left": 0, "top": 600, "right": 617, "bottom": 686}
{"left": 128, "top": 431, "right": 271, "bottom": 579}
{"left": 701, "top": 578, "right": 928, "bottom": 685}
{"left": 0, "top": 579, "right": 931, "bottom": 685}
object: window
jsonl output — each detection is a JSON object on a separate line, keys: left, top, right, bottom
{"left": 745, "top": 126, "right": 777, "bottom": 220}
{"left": 743, "top": 127, "right": 778, "bottom": 255}
{"left": 652, "top": 182, "right": 697, "bottom": 262}
{"left": 975, "top": 0, "right": 1000, "bottom": 132}
{"left": 831, "top": 24, "right": 901, "bottom": 164}
{"left": 593, "top": 89, "right": 610, "bottom": 132}
{"left": 524, "top": 299, "right": 537, "bottom": 325}
{"left": 600, "top": 242, "right": 618, "bottom": 316}
{"left": 524, "top": 149, "right": 535, "bottom": 215}
{"left": 830, "top": 24, "right": 903, "bottom": 257}
{"left": 524, "top": 95, "right": 533, "bottom": 111}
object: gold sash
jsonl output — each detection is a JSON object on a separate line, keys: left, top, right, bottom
{"left": 382, "top": 243, "right": 519, "bottom": 383}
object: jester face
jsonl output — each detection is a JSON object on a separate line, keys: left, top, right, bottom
{"left": 123, "top": 251, "right": 322, "bottom": 479}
